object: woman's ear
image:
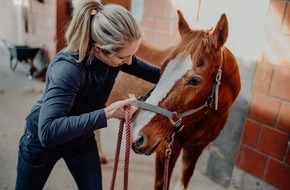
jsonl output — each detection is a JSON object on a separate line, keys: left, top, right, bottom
{"left": 94, "top": 44, "right": 101, "bottom": 53}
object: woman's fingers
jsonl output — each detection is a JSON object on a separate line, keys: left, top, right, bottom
{"left": 121, "top": 97, "right": 136, "bottom": 107}
{"left": 104, "top": 94, "right": 137, "bottom": 119}
{"left": 127, "top": 93, "right": 138, "bottom": 119}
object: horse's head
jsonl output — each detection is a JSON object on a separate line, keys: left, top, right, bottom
{"left": 131, "top": 11, "right": 241, "bottom": 155}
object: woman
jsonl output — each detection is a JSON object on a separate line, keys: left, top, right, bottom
{"left": 15, "top": 1, "right": 160, "bottom": 189}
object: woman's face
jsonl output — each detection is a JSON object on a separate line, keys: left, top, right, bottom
{"left": 94, "top": 39, "right": 141, "bottom": 67}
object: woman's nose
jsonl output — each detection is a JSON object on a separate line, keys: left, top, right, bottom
{"left": 125, "top": 56, "right": 133, "bottom": 65}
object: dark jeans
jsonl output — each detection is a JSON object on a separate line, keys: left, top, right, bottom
{"left": 15, "top": 131, "right": 102, "bottom": 190}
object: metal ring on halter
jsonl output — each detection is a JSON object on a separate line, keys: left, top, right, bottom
{"left": 165, "top": 149, "right": 172, "bottom": 157}
{"left": 169, "top": 111, "right": 182, "bottom": 127}
{"left": 137, "top": 86, "right": 156, "bottom": 102}
{"left": 216, "top": 68, "right": 222, "bottom": 84}
{"left": 165, "top": 133, "right": 175, "bottom": 157}
{"left": 206, "top": 96, "right": 213, "bottom": 108}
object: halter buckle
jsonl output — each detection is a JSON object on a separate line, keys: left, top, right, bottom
{"left": 137, "top": 96, "right": 146, "bottom": 102}
{"left": 169, "top": 111, "right": 182, "bottom": 128}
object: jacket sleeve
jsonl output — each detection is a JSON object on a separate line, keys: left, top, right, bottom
{"left": 38, "top": 61, "right": 107, "bottom": 148}
{"left": 120, "top": 55, "right": 161, "bottom": 84}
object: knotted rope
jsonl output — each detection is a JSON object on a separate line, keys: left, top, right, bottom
{"left": 163, "top": 133, "right": 175, "bottom": 190}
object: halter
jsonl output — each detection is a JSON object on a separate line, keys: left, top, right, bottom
{"left": 132, "top": 64, "right": 222, "bottom": 131}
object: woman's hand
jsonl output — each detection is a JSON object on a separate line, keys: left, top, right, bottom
{"left": 104, "top": 94, "right": 138, "bottom": 120}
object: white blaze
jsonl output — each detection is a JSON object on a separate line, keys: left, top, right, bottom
{"left": 132, "top": 56, "right": 193, "bottom": 140}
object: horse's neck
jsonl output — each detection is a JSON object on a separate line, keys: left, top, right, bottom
{"left": 221, "top": 48, "right": 241, "bottom": 102}
{"left": 135, "top": 41, "right": 174, "bottom": 66}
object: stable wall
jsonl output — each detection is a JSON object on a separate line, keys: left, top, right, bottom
{"left": 0, "top": 0, "right": 68, "bottom": 63}
{"left": 234, "top": 1, "right": 290, "bottom": 190}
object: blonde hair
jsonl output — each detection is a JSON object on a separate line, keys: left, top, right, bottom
{"left": 65, "top": 0, "right": 142, "bottom": 63}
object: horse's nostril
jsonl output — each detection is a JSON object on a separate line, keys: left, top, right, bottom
{"left": 133, "top": 134, "right": 144, "bottom": 149}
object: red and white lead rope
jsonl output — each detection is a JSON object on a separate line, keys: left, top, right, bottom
{"left": 110, "top": 105, "right": 131, "bottom": 190}
{"left": 163, "top": 133, "right": 175, "bottom": 190}
{"left": 163, "top": 153, "right": 171, "bottom": 190}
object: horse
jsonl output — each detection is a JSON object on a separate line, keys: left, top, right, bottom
{"left": 130, "top": 10, "right": 241, "bottom": 190}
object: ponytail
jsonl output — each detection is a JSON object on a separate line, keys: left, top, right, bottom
{"left": 65, "top": 0, "right": 102, "bottom": 63}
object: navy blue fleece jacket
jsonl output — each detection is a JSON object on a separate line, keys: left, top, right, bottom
{"left": 25, "top": 49, "right": 160, "bottom": 150}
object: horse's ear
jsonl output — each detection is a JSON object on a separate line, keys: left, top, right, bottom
{"left": 211, "top": 13, "right": 228, "bottom": 50}
{"left": 177, "top": 10, "right": 191, "bottom": 37}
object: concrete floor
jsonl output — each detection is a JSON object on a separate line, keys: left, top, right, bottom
{"left": 0, "top": 42, "right": 225, "bottom": 190}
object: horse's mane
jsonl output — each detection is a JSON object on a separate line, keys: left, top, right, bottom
{"left": 161, "top": 29, "right": 215, "bottom": 72}
{"left": 165, "top": 29, "right": 214, "bottom": 64}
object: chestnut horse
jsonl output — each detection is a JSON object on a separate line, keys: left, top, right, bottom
{"left": 131, "top": 11, "right": 241, "bottom": 190}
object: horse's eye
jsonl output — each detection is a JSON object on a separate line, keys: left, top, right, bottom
{"left": 187, "top": 77, "right": 201, "bottom": 86}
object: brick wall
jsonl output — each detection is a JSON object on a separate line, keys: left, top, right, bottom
{"left": 139, "top": 0, "right": 180, "bottom": 49}
{"left": 236, "top": 1, "right": 290, "bottom": 190}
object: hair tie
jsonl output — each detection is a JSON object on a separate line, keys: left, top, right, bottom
{"left": 91, "top": 4, "right": 103, "bottom": 15}
{"left": 95, "top": 4, "right": 103, "bottom": 13}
